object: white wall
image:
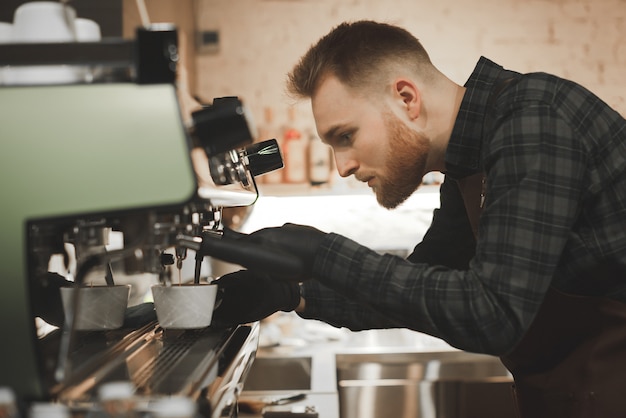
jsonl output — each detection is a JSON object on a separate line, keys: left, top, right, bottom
{"left": 194, "top": 0, "right": 626, "bottom": 133}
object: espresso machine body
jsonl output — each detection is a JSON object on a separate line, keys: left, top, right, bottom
{"left": 0, "top": 26, "right": 273, "bottom": 417}
{"left": 0, "top": 81, "right": 184, "bottom": 389}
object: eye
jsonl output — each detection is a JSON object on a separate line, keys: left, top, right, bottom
{"left": 336, "top": 131, "right": 353, "bottom": 147}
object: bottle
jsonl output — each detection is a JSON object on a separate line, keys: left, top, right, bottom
{"left": 282, "top": 107, "right": 308, "bottom": 184}
{"left": 257, "top": 107, "right": 283, "bottom": 184}
{"left": 28, "top": 403, "right": 69, "bottom": 418}
{"left": 150, "top": 396, "right": 197, "bottom": 418}
{"left": 0, "top": 387, "right": 19, "bottom": 418}
{"left": 307, "top": 129, "right": 332, "bottom": 186}
{"left": 95, "top": 381, "right": 137, "bottom": 418}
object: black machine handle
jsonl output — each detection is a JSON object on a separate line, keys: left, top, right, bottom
{"left": 198, "top": 230, "right": 304, "bottom": 279}
{"left": 245, "top": 139, "right": 284, "bottom": 177}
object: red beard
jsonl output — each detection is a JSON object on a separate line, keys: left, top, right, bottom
{"left": 375, "top": 111, "right": 430, "bottom": 209}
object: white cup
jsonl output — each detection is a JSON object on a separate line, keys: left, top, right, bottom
{"left": 12, "top": 1, "right": 77, "bottom": 43}
{"left": 9, "top": 1, "right": 81, "bottom": 85}
{"left": 75, "top": 17, "right": 101, "bottom": 42}
{"left": 151, "top": 283, "right": 218, "bottom": 329}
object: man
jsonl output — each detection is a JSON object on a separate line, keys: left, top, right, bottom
{"left": 212, "top": 20, "right": 626, "bottom": 417}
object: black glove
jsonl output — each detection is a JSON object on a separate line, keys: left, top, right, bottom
{"left": 246, "top": 223, "right": 327, "bottom": 280}
{"left": 211, "top": 270, "right": 300, "bottom": 327}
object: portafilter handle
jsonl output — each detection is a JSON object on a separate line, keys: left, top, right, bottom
{"left": 177, "top": 230, "right": 304, "bottom": 279}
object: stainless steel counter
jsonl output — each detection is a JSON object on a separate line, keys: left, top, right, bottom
{"left": 240, "top": 314, "right": 515, "bottom": 418}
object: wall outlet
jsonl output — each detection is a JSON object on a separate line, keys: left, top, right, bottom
{"left": 197, "top": 30, "right": 219, "bottom": 54}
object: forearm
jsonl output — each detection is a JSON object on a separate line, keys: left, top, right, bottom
{"left": 297, "top": 280, "right": 403, "bottom": 330}
{"left": 312, "top": 233, "right": 528, "bottom": 355}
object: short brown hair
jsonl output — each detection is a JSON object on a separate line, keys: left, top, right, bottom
{"left": 287, "top": 20, "right": 433, "bottom": 99}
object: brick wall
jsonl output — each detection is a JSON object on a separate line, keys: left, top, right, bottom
{"left": 194, "top": 0, "right": 626, "bottom": 130}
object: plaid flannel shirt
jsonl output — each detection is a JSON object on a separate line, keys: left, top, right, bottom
{"left": 298, "top": 57, "right": 626, "bottom": 355}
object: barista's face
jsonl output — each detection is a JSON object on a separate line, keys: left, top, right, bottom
{"left": 312, "top": 74, "right": 428, "bottom": 209}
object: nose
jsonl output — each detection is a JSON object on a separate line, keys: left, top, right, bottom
{"left": 334, "top": 150, "right": 359, "bottom": 178}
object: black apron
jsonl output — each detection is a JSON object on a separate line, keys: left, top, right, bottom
{"left": 457, "top": 175, "right": 626, "bottom": 418}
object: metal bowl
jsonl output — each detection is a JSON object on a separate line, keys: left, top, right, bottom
{"left": 60, "top": 285, "right": 130, "bottom": 331}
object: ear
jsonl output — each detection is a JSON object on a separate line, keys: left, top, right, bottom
{"left": 393, "top": 79, "right": 421, "bottom": 120}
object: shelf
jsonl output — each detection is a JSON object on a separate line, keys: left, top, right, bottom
{"left": 257, "top": 181, "right": 442, "bottom": 197}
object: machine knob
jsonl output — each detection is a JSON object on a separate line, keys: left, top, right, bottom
{"left": 160, "top": 252, "right": 175, "bottom": 266}
{"left": 244, "top": 139, "right": 284, "bottom": 177}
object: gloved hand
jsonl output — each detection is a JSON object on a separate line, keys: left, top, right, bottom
{"left": 246, "top": 223, "right": 327, "bottom": 280}
{"left": 211, "top": 270, "right": 300, "bottom": 327}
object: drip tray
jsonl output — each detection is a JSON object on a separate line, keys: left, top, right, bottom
{"left": 130, "top": 327, "right": 226, "bottom": 395}
{"left": 56, "top": 323, "right": 255, "bottom": 404}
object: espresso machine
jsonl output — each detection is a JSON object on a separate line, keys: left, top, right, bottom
{"left": 0, "top": 24, "right": 285, "bottom": 417}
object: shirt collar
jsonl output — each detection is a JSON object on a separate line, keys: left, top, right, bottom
{"left": 444, "top": 57, "right": 506, "bottom": 179}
